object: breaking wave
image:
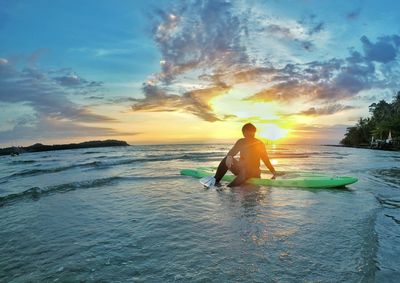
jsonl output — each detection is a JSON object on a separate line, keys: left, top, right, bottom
{"left": 0, "top": 175, "right": 176, "bottom": 207}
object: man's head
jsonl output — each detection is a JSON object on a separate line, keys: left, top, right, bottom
{"left": 242, "top": 123, "right": 256, "bottom": 138}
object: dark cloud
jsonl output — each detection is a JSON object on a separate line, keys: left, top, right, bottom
{"left": 298, "top": 13, "right": 325, "bottom": 35}
{"left": 346, "top": 9, "right": 361, "bottom": 20}
{"left": 300, "top": 40, "right": 313, "bottom": 51}
{"left": 361, "top": 35, "right": 400, "bottom": 63}
{"left": 246, "top": 34, "right": 400, "bottom": 103}
{"left": 264, "top": 23, "right": 316, "bottom": 51}
{"left": 88, "top": 95, "right": 106, "bottom": 100}
{"left": 265, "top": 24, "right": 292, "bottom": 38}
{"left": 55, "top": 74, "right": 86, "bottom": 87}
{"left": 309, "top": 22, "right": 324, "bottom": 35}
{"left": 223, "top": 114, "right": 237, "bottom": 120}
{"left": 246, "top": 59, "right": 374, "bottom": 103}
{"left": 54, "top": 73, "right": 103, "bottom": 89}
{"left": 298, "top": 104, "right": 355, "bottom": 116}
{"left": 131, "top": 82, "right": 230, "bottom": 122}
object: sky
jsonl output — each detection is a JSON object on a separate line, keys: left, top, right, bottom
{"left": 1, "top": 0, "right": 400, "bottom": 146}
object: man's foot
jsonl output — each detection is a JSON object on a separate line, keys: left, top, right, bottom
{"left": 200, "top": 176, "right": 216, "bottom": 188}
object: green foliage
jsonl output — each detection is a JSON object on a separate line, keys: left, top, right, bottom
{"left": 340, "top": 92, "right": 400, "bottom": 145}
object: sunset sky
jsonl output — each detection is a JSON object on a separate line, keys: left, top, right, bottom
{"left": 1, "top": 0, "right": 400, "bottom": 146}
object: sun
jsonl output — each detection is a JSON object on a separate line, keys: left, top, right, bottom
{"left": 257, "top": 123, "right": 289, "bottom": 141}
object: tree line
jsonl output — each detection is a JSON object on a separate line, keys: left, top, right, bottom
{"left": 340, "top": 92, "right": 400, "bottom": 146}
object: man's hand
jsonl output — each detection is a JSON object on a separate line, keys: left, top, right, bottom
{"left": 225, "top": 155, "right": 234, "bottom": 168}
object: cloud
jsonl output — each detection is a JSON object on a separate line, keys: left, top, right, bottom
{"left": 265, "top": 13, "right": 324, "bottom": 39}
{"left": 346, "top": 9, "right": 361, "bottom": 20}
{"left": 130, "top": 0, "right": 245, "bottom": 121}
{"left": 298, "top": 13, "right": 325, "bottom": 35}
{"left": 361, "top": 35, "right": 400, "bottom": 63}
{"left": 245, "top": 34, "right": 400, "bottom": 104}
{"left": 0, "top": 60, "right": 110, "bottom": 123}
{"left": 298, "top": 104, "right": 355, "bottom": 116}
{"left": 290, "top": 124, "right": 349, "bottom": 144}
{"left": 131, "top": 82, "right": 231, "bottom": 122}
{"left": 309, "top": 22, "right": 324, "bottom": 35}
{"left": 133, "top": 1, "right": 331, "bottom": 120}
{"left": 263, "top": 21, "right": 318, "bottom": 51}
{"left": 150, "top": 0, "right": 248, "bottom": 84}
{"left": 132, "top": 0, "right": 400, "bottom": 124}
{"left": 54, "top": 73, "right": 103, "bottom": 89}
{"left": 245, "top": 80, "right": 306, "bottom": 102}
{"left": 55, "top": 74, "right": 87, "bottom": 87}
{"left": 300, "top": 40, "right": 313, "bottom": 51}
{"left": 0, "top": 56, "right": 122, "bottom": 143}
{"left": 265, "top": 24, "right": 292, "bottom": 38}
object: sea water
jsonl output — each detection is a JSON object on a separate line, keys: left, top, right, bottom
{"left": 0, "top": 144, "right": 399, "bottom": 282}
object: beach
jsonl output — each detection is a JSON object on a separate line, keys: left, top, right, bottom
{"left": 1, "top": 144, "right": 399, "bottom": 282}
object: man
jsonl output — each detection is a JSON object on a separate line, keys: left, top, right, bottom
{"left": 201, "top": 123, "right": 280, "bottom": 187}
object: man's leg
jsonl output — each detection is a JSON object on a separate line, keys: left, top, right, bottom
{"left": 214, "top": 156, "right": 228, "bottom": 183}
{"left": 227, "top": 159, "right": 247, "bottom": 187}
{"left": 214, "top": 157, "right": 248, "bottom": 186}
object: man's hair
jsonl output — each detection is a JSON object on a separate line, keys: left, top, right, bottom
{"left": 242, "top": 123, "right": 257, "bottom": 133}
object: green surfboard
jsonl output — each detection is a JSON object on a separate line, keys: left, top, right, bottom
{"left": 180, "top": 167, "right": 358, "bottom": 188}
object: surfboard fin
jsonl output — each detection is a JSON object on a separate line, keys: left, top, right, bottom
{"left": 200, "top": 176, "right": 216, "bottom": 188}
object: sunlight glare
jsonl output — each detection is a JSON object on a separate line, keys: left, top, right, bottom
{"left": 258, "top": 123, "right": 289, "bottom": 141}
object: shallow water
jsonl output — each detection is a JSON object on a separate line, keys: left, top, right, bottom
{"left": 0, "top": 144, "right": 399, "bottom": 282}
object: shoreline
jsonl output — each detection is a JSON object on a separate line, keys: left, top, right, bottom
{"left": 323, "top": 144, "right": 400, "bottom": 151}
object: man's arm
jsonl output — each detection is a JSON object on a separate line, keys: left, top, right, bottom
{"left": 260, "top": 143, "right": 277, "bottom": 175}
{"left": 227, "top": 140, "right": 241, "bottom": 157}
{"left": 225, "top": 140, "right": 241, "bottom": 168}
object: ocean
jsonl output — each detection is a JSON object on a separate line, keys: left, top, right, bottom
{"left": 0, "top": 144, "right": 399, "bottom": 282}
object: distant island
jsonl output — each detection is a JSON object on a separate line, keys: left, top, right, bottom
{"left": 340, "top": 92, "right": 399, "bottom": 150}
{"left": 0, "top": 140, "right": 129, "bottom": 156}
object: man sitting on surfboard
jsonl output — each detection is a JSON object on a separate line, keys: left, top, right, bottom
{"left": 202, "top": 123, "right": 279, "bottom": 187}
